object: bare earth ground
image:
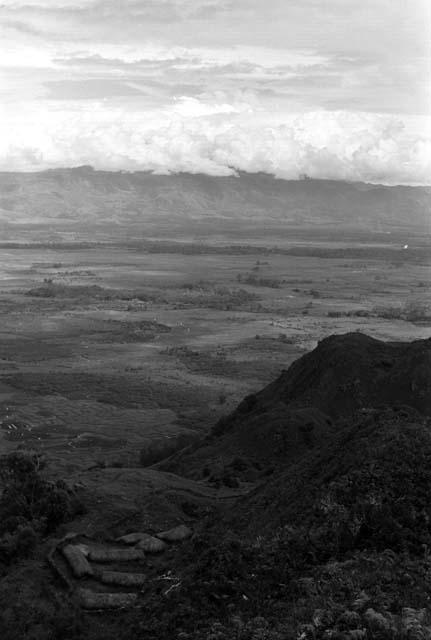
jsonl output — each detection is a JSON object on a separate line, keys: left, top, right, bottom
{"left": 0, "top": 232, "right": 429, "bottom": 489}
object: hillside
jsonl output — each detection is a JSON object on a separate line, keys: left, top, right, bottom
{"left": 142, "top": 408, "right": 431, "bottom": 639}
{"left": 161, "top": 333, "right": 431, "bottom": 480}
{"left": 1, "top": 333, "right": 431, "bottom": 640}
{"left": 0, "top": 168, "right": 430, "bottom": 238}
{"left": 136, "top": 333, "right": 431, "bottom": 639}
{"left": 124, "top": 332, "right": 431, "bottom": 639}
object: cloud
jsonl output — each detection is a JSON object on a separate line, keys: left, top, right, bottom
{"left": 0, "top": 0, "right": 210, "bottom": 8}
{"left": 0, "top": 100, "right": 429, "bottom": 184}
{"left": 0, "top": 1, "right": 95, "bottom": 6}
{"left": 0, "top": 0, "right": 428, "bottom": 184}
{"left": 50, "top": 44, "right": 328, "bottom": 70}
{"left": 0, "top": 0, "right": 232, "bottom": 23}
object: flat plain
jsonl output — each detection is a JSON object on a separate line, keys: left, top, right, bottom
{"left": 0, "top": 229, "right": 429, "bottom": 476}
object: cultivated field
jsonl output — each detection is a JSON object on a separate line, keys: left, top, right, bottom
{"left": 0, "top": 230, "right": 430, "bottom": 475}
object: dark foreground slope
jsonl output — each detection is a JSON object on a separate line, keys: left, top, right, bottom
{"left": 137, "top": 334, "right": 431, "bottom": 639}
{"left": 162, "top": 332, "right": 431, "bottom": 480}
{"left": 1, "top": 334, "right": 431, "bottom": 640}
{"left": 140, "top": 406, "right": 431, "bottom": 640}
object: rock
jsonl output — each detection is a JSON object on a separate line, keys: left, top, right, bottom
{"left": 135, "top": 534, "right": 167, "bottom": 553}
{"left": 87, "top": 547, "right": 145, "bottom": 563}
{"left": 116, "top": 532, "right": 167, "bottom": 552}
{"left": 100, "top": 571, "right": 147, "bottom": 587}
{"left": 75, "top": 543, "right": 90, "bottom": 557}
{"left": 62, "top": 544, "right": 94, "bottom": 578}
{"left": 78, "top": 588, "right": 138, "bottom": 610}
{"left": 156, "top": 524, "right": 192, "bottom": 542}
{"left": 116, "top": 532, "right": 148, "bottom": 545}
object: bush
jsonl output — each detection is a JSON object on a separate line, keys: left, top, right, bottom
{"left": 0, "top": 451, "right": 83, "bottom": 561}
{"left": 373, "top": 301, "right": 430, "bottom": 323}
{"left": 403, "top": 301, "right": 430, "bottom": 322}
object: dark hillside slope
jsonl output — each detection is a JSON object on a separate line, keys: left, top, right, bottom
{"left": 134, "top": 335, "right": 431, "bottom": 639}
{"left": 229, "top": 405, "right": 431, "bottom": 545}
{"left": 224, "top": 332, "right": 431, "bottom": 422}
{"left": 163, "top": 333, "right": 431, "bottom": 479}
{"left": 151, "top": 408, "right": 431, "bottom": 640}
{"left": 2, "top": 334, "right": 431, "bottom": 640}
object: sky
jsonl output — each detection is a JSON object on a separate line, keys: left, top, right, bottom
{"left": 0, "top": 0, "right": 430, "bottom": 183}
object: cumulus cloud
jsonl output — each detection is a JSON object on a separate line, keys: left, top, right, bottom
{"left": 0, "top": 1, "right": 429, "bottom": 184}
{"left": 0, "top": 100, "right": 429, "bottom": 184}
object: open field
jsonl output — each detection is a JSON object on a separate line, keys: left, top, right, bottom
{"left": 0, "top": 230, "right": 430, "bottom": 475}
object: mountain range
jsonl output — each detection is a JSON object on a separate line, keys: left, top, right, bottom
{"left": 0, "top": 167, "right": 429, "bottom": 239}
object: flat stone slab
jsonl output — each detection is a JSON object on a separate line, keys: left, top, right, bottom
{"left": 87, "top": 547, "right": 146, "bottom": 563}
{"left": 116, "top": 532, "right": 167, "bottom": 552}
{"left": 116, "top": 532, "right": 149, "bottom": 545}
{"left": 156, "top": 524, "right": 192, "bottom": 542}
{"left": 62, "top": 544, "right": 94, "bottom": 578}
{"left": 100, "top": 571, "right": 147, "bottom": 587}
{"left": 136, "top": 535, "right": 168, "bottom": 553}
{"left": 78, "top": 588, "right": 138, "bottom": 610}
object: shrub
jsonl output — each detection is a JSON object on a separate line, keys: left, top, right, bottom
{"left": 403, "top": 301, "right": 430, "bottom": 322}
{"left": 0, "top": 451, "right": 83, "bottom": 561}
{"left": 373, "top": 301, "right": 430, "bottom": 323}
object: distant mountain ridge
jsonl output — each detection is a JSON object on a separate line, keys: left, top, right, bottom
{"left": 0, "top": 167, "right": 429, "bottom": 234}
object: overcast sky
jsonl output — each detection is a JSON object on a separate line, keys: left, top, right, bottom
{"left": 0, "top": 0, "right": 430, "bottom": 183}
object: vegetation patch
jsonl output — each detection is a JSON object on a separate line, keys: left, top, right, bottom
{"left": 176, "top": 285, "right": 260, "bottom": 311}
{"left": 372, "top": 300, "right": 431, "bottom": 323}
{"left": 0, "top": 451, "right": 83, "bottom": 564}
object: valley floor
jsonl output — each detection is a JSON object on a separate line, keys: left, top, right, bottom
{"left": 0, "top": 230, "right": 429, "bottom": 474}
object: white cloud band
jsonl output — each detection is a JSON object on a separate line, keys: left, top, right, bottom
{"left": 0, "top": 102, "right": 429, "bottom": 184}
